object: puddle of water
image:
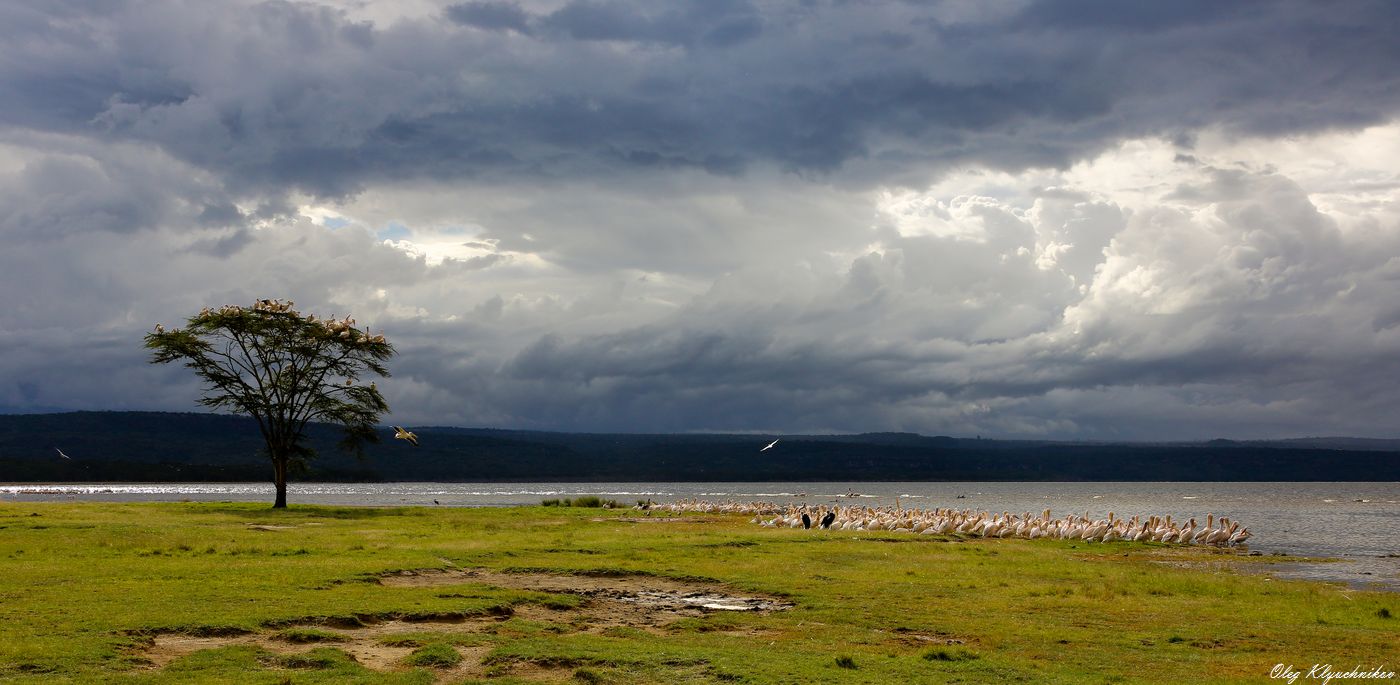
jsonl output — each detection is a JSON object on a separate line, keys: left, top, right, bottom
{"left": 1255, "top": 557, "right": 1400, "bottom": 592}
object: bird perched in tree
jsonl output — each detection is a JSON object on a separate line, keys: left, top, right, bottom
{"left": 393, "top": 426, "right": 419, "bottom": 446}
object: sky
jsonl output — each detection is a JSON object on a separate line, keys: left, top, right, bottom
{"left": 3, "top": 0, "right": 1400, "bottom": 440}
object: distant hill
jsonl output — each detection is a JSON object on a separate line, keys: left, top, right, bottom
{"left": 1, "top": 411, "right": 1398, "bottom": 482}
{"left": 1246, "top": 437, "right": 1400, "bottom": 451}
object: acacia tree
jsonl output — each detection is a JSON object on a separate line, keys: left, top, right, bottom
{"left": 145, "top": 299, "right": 394, "bottom": 508}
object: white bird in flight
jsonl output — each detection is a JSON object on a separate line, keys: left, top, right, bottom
{"left": 56, "top": 448, "right": 72, "bottom": 460}
{"left": 393, "top": 426, "right": 419, "bottom": 447}
{"left": 760, "top": 438, "right": 780, "bottom": 452}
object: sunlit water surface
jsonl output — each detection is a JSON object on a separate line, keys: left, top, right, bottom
{"left": 5, "top": 481, "right": 1397, "bottom": 591}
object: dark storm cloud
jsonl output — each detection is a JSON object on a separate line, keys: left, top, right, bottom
{"left": 0, "top": 134, "right": 233, "bottom": 240}
{"left": 445, "top": 1, "right": 533, "bottom": 33}
{"left": 1009, "top": 0, "right": 1255, "bottom": 32}
{"left": 5, "top": 1, "right": 1400, "bottom": 440}
{"left": 450, "top": 0, "right": 767, "bottom": 46}
{"left": 539, "top": 0, "right": 763, "bottom": 47}
{"left": 2, "top": 1, "right": 1398, "bottom": 197}
{"left": 333, "top": 159, "right": 1396, "bottom": 438}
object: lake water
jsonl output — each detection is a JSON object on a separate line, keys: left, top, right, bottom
{"left": 4, "top": 481, "right": 1397, "bottom": 591}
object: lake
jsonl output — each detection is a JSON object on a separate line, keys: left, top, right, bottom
{"left": 4, "top": 480, "right": 1397, "bottom": 591}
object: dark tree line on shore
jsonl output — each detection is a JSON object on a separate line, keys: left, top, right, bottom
{"left": 4, "top": 411, "right": 1398, "bottom": 482}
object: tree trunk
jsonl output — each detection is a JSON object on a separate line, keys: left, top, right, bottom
{"left": 272, "top": 456, "right": 288, "bottom": 509}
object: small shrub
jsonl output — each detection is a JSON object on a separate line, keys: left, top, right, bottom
{"left": 546, "top": 496, "right": 622, "bottom": 508}
{"left": 403, "top": 643, "right": 462, "bottom": 668}
{"left": 835, "top": 656, "right": 857, "bottom": 669}
{"left": 923, "top": 648, "right": 978, "bottom": 662}
{"left": 1167, "top": 636, "right": 1185, "bottom": 643}
{"left": 1378, "top": 607, "right": 1392, "bottom": 619}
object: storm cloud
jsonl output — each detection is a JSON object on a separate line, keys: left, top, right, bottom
{"left": 3, "top": 1, "right": 1400, "bottom": 439}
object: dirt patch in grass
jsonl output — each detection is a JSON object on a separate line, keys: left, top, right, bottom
{"left": 889, "top": 628, "right": 970, "bottom": 648}
{"left": 381, "top": 567, "right": 792, "bottom": 616}
{"left": 132, "top": 568, "right": 788, "bottom": 681}
{"left": 433, "top": 645, "right": 494, "bottom": 681}
{"left": 139, "top": 623, "right": 493, "bottom": 682}
{"left": 140, "top": 634, "right": 262, "bottom": 668}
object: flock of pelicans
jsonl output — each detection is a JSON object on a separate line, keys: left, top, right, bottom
{"left": 641, "top": 499, "right": 1252, "bottom": 546}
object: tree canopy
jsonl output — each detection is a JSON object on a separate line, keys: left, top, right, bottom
{"left": 145, "top": 299, "right": 394, "bottom": 507}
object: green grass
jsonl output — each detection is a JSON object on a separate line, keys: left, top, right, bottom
{"left": 402, "top": 643, "right": 462, "bottom": 668}
{"left": 0, "top": 502, "right": 1394, "bottom": 683}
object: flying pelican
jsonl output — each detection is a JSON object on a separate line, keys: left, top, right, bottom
{"left": 56, "top": 448, "right": 72, "bottom": 460}
{"left": 760, "top": 438, "right": 780, "bottom": 452}
{"left": 393, "top": 426, "right": 419, "bottom": 446}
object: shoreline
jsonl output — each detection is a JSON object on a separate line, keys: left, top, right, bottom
{"left": 7, "top": 480, "right": 1399, "bottom": 593}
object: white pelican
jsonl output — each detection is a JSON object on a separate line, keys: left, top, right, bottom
{"left": 393, "top": 426, "right": 419, "bottom": 446}
{"left": 56, "top": 448, "right": 72, "bottom": 460}
{"left": 760, "top": 438, "right": 779, "bottom": 452}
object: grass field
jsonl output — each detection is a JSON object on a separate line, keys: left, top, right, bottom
{"left": 0, "top": 502, "right": 1394, "bottom": 683}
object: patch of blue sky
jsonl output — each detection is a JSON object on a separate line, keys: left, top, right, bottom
{"left": 322, "top": 216, "right": 351, "bottom": 229}
{"left": 376, "top": 222, "right": 411, "bottom": 240}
